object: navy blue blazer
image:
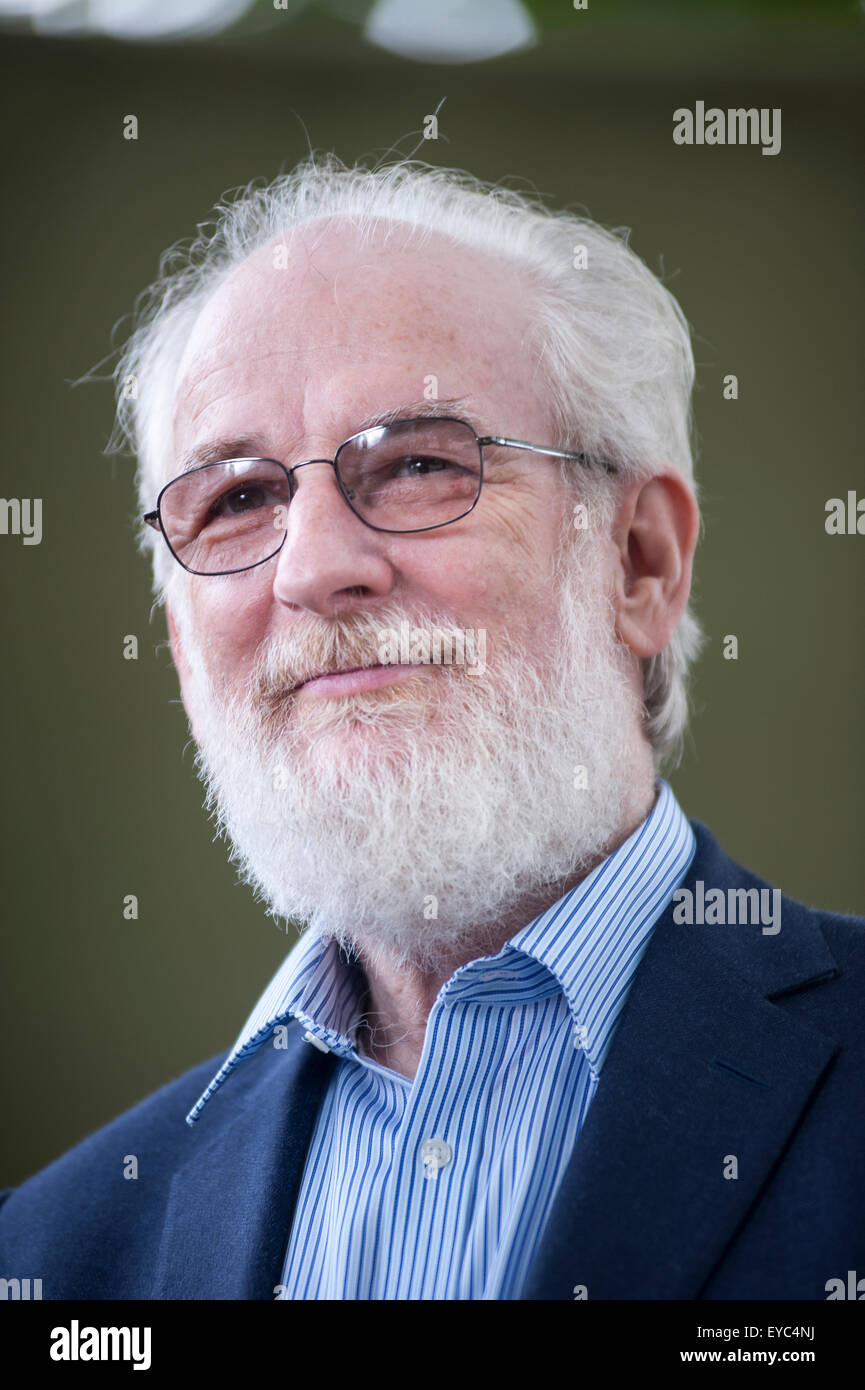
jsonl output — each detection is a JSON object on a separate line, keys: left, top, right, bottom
{"left": 2, "top": 820, "right": 863, "bottom": 1300}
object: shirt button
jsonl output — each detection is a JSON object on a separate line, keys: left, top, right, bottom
{"left": 303, "top": 1030, "right": 331, "bottom": 1054}
{"left": 420, "top": 1137, "right": 452, "bottom": 1180}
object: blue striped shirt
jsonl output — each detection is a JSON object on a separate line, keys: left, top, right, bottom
{"left": 189, "top": 778, "right": 695, "bottom": 1299}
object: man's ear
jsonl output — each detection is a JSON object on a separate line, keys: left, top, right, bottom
{"left": 166, "top": 606, "right": 202, "bottom": 742}
{"left": 611, "top": 469, "right": 700, "bottom": 660}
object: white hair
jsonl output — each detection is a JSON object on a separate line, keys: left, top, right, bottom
{"left": 109, "top": 151, "right": 705, "bottom": 766}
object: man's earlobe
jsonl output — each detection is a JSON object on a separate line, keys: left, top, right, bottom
{"left": 612, "top": 471, "right": 700, "bottom": 660}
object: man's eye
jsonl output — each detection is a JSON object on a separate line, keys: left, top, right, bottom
{"left": 392, "top": 455, "right": 458, "bottom": 476}
{"left": 207, "top": 484, "right": 270, "bottom": 520}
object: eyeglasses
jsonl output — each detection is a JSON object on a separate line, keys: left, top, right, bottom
{"left": 143, "top": 414, "right": 616, "bottom": 576}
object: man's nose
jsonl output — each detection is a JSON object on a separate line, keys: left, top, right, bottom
{"left": 271, "top": 459, "right": 395, "bottom": 616}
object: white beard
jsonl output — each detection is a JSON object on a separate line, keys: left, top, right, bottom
{"left": 181, "top": 529, "right": 647, "bottom": 974}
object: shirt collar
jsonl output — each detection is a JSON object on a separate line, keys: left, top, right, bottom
{"left": 186, "top": 778, "right": 694, "bottom": 1124}
{"left": 504, "top": 776, "right": 695, "bottom": 1074}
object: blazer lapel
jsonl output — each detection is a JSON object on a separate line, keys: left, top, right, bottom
{"left": 152, "top": 1026, "right": 336, "bottom": 1299}
{"left": 521, "top": 823, "right": 840, "bottom": 1300}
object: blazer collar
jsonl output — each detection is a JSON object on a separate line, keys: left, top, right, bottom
{"left": 152, "top": 1025, "right": 336, "bottom": 1299}
{"left": 520, "top": 821, "right": 840, "bottom": 1299}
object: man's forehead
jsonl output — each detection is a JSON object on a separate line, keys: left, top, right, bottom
{"left": 171, "top": 217, "right": 538, "bottom": 457}
{"left": 176, "top": 216, "right": 529, "bottom": 376}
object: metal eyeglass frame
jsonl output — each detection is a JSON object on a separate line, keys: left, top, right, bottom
{"left": 143, "top": 414, "right": 617, "bottom": 576}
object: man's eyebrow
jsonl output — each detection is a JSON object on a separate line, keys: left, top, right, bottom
{"left": 179, "top": 435, "right": 272, "bottom": 474}
{"left": 178, "top": 399, "right": 487, "bottom": 474}
{"left": 357, "top": 398, "right": 486, "bottom": 434}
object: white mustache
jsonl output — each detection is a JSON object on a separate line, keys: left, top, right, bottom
{"left": 249, "top": 605, "right": 482, "bottom": 704}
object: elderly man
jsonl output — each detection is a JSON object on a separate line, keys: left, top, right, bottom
{"left": 1, "top": 155, "right": 862, "bottom": 1302}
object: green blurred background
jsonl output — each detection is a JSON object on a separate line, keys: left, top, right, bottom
{"left": 1, "top": 0, "right": 862, "bottom": 1186}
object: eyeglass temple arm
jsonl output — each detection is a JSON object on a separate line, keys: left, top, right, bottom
{"left": 480, "top": 436, "right": 617, "bottom": 475}
{"left": 144, "top": 511, "right": 160, "bottom": 529}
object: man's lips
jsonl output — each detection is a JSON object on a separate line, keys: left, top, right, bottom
{"left": 292, "top": 663, "right": 426, "bottom": 698}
